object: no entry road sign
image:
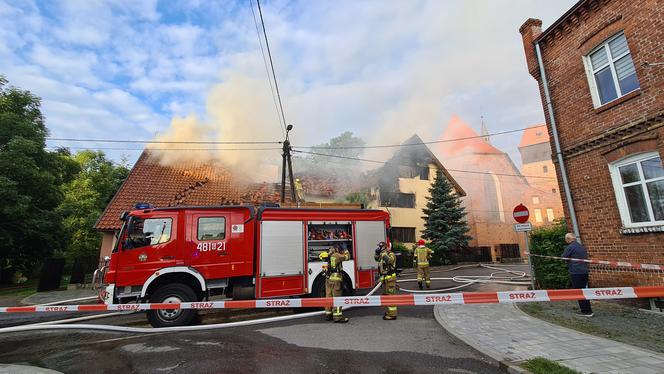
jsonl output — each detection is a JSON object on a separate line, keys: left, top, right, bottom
{"left": 513, "top": 204, "right": 530, "bottom": 223}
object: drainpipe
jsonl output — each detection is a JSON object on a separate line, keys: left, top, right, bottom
{"left": 534, "top": 42, "right": 581, "bottom": 241}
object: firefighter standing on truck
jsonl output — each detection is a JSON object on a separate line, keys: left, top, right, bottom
{"left": 319, "top": 245, "right": 350, "bottom": 323}
{"left": 414, "top": 239, "right": 434, "bottom": 289}
{"left": 375, "top": 241, "right": 398, "bottom": 320}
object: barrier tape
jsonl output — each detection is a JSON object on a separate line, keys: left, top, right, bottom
{"left": 525, "top": 252, "right": 663, "bottom": 271}
{"left": 2, "top": 286, "right": 663, "bottom": 313}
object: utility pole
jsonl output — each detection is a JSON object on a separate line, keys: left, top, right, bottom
{"left": 280, "top": 124, "right": 297, "bottom": 204}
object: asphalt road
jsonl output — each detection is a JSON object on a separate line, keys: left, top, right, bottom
{"left": 0, "top": 264, "right": 530, "bottom": 374}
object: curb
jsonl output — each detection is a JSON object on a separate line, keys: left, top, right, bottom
{"left": 433, "top": 305, "right": 532, "bottom": 374}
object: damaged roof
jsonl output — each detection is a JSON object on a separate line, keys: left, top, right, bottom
{"left": 367, "top": 134, "right": 466, "bottom": 197}
{"left": 94, "top": 150, "right": 283, "bottom": 231}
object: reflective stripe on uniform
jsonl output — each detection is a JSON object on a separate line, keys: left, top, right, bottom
{"left": 417, "top": 262, "right": 429, "bottom": 266}
{"left": 329, "top": 274, "right": 343, "bottom": 282}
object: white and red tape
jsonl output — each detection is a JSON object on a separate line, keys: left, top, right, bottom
{"left": 525, "top": 252, "right": 664, "bottom": 271}
{"left": 1, "top": 286, "right": 663, "bottom": 313}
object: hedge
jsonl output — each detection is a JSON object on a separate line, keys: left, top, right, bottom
{"left": 529, "top": 219, "right": 570, "bottom": 290}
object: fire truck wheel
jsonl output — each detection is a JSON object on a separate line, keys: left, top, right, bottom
{"left": 146, "top": 283, "right": 198, "bottom": 328}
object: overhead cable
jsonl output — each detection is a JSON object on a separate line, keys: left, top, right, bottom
{"left": 291, "top": 149, "right": 556, "bottom": 180}
{"left": 46, "top": 138, "right": 282, "bottom": 145}
{"left": 249, "top": 0, "right": 285, "bottom": 138}
{"left": 294, "top": 126, "right": 536, "bottom": 150}
{"left": 256, "top": 0, "right": 289, "bottom": 135}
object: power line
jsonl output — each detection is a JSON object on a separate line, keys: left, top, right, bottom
{"left": 46, "top": 146, "right": 282, "bottom": 151}
{"left": 294, "top": 126, "right": 533, "bottom": 150}
{"left": 256, "top": 0, "right": 288, "bottom": 136}
{"left": 46, "top": 138, "right": 281, "bottom": 145}
{"left": 291, "top": 149, "right": 556, "bottom": 180}
{"left": 249, "top": 0, "right": 285, "bottom": 139}
{"left": 44, "top": 126, "right": 534, "bottom": 148}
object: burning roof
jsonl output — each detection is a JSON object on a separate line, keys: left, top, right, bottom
{"left": 94, "top": 150, "right": 283, "bottom": 231}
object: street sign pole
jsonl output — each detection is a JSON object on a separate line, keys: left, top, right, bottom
{"left": 524, "top": 231, "right": 535, "bottom": 290}
{"left": 513, "top": 204, "right": 535, "bottom": 290}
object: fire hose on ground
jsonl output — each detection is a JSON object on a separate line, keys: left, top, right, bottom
{"left": 397, "top": 263, "right": 531, "bottom": 293}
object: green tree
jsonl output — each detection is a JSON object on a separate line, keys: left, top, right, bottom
{"left": 0, "top": 76, "right": 78, "bottom": 275}
{"left": 529, "top": 219, "right": 569, "bottom": 289}
{"left": 58, "top": 150, "right": 129, "bottom": 263}
{"left": 421, "top": 170, "right": 470, "bottom": 264}
{"left": 294, "top": 131, "right": 366, "bottom": 174}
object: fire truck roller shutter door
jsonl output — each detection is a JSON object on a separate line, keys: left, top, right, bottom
{"left": 355, "top": 221, "right": 386, "bottom": 270}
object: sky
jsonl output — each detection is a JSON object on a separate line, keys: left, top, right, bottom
{"left": 0, "top": 0, "right": 577, "bottom": 178}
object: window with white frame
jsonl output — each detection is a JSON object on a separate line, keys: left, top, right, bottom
{"left": 585, "top": 32, "right": 639, "bottom": 107}
{"left": 609, "top": 153, "right": 664, "bottom": 227}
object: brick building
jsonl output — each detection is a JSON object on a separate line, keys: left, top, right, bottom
{"left": 520, "top": 0, "right": 664, "bottom": 287}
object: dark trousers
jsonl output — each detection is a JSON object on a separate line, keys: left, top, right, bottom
{"left": 570, "top": 273, "right": 592, "bottom": 313}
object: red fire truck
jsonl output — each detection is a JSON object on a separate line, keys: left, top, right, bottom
{"left": 94, "top": 204, "right": 390, "bottom": 327}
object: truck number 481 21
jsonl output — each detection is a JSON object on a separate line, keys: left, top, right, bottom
{"left": 197, "top": 242, "right": 225, "bottom": 252}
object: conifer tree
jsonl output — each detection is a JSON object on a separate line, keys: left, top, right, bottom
{"left": 422, "top": 170, "right": 470, "bottom": 263}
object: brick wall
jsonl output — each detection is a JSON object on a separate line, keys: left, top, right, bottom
{"left": 520, "top": 0, "right": 664, "bottom": 287}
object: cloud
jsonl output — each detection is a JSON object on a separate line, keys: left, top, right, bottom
{"left": 2, "top": 0, "right": 578, "bottom": 171}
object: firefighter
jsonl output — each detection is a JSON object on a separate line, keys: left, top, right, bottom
{"left": 319, "top": 245, "right": 350, "bottom": 323}
{"left": 294, "top": 178, "right": 304, "bottom": 204}
{"left": 413, "top": 239, "right": 434, "bottom": 289}
{"left": 375, "top": 241, "right": 397, "bottom": 320}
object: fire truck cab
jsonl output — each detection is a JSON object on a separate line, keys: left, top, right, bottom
{"left": 95, "top": 205, "right": 390, "bottom": 327}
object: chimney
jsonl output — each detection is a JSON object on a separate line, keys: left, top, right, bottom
{"left": 519, "top": 18, "right": 543, "bottom": 79}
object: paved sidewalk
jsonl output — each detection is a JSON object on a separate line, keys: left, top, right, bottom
{"left": 435, "top": 303, "right": 664, "bottom": 374}
{"left": 21, "top": 289, "right": 97, "bottom": 306}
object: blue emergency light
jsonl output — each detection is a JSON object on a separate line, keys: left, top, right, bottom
{"left": 134, "top": 202, "right": 153, "bottom": 209}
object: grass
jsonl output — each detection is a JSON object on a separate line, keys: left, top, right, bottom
{"left": 0, "top": 284, "right": 37, "bottom": 297}
{"left": 0, "top": 275, "right": 71, "bottom": 298}
{"left": 521, "top": 358, "right": 580, "bottom": 374}
{"left": 519, "top": 300, "right": 664, "bottom": 354}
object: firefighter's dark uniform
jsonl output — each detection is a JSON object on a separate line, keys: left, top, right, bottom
{"left": 320, "top": 248, "right": 350, "bottom": 322}
{"left": 414, "top": 245, "right": 434, "bottom": 289}
{"left": 376, "top": 246, "right": 397, "bottom": 320}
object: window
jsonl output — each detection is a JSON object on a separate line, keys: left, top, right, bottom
{"left": 126, "top": 218, "right": 172, "bottom": 249}
{"left": 546, "top": 208, "right": 554, "bottom": 222}
{"left": 420, "top": 166, "right": 430, "bottom": 181}
{"left": 543, "top": 165, "right": 548, "bottom": 173}
{"left": 381, "top": 192, "right": 416, "bottom": 208}
{"left": 585, "top": 32, "right": 639, "bottom": 106}
{"left": 198, "top": 217, "right": 226, "bottom": 241}
{"left": 610, "top": 153, "right": 664, "bottom": 227}
{"left": 532, "top": 196, "right": 540, "bottom": 204}
{"left": 391, "top": 227, "right": 416, "bottom": 243}
{"left": 534, "top": 209, "right": 543, "bottom": 223}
